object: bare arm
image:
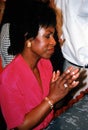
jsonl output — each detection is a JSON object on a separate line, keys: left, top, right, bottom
{"left": 15, "top": 99, "right": 53, "bottom": 130}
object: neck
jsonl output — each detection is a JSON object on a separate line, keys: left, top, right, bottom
{"left": 21, "top": 51, "right": 40, "bottom": 70}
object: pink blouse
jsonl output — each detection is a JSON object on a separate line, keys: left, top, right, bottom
{"left": 0, "top": 54, "right": 54, "bottom": 130}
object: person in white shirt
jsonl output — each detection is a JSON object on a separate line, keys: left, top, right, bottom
{"left": 0, "top": 23, "right": 14, "bottom": 67}
{"left": 0, "top": 0, "right": 15, "bottom": 68}
{"left": 54, "top": 0, "right": 88, "bottom": 98}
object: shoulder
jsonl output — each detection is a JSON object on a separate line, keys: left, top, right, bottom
{"left": 0, "top": 55, "right": 22, "bottom": 83}
{"left": 0, "top": 23, "right": 10, "bottom": 37}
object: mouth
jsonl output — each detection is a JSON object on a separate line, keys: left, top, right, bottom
{"left": 47, "top": 48, "right": 55, "bottom": 54}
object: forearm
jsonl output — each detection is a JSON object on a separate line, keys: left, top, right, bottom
{"left": 15, "top": 98, "right": 54, "bottom": 130}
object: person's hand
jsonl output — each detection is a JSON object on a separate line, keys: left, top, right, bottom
{"left": 48, "top": 66, "right": 80, "bottom": 104}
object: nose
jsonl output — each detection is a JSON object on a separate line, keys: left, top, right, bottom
{"left": 50, "top": 37, "right": 56, "bottom": 46}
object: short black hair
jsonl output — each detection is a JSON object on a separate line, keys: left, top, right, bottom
{"left": 8, "top": 0, "right": 56, "bottom": 55}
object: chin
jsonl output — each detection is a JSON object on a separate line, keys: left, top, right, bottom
{"left": 45, "top": 54, "right": 53, "bottom": 59}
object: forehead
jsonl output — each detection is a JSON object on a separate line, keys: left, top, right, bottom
{"left": 38, "top": 26, "right": 55, "bottom": 36}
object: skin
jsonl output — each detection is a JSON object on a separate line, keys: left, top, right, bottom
{"left": 14, "top": 26, "right": 80, "bottom": 130}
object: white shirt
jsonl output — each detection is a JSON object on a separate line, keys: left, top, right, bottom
{"left": 0, "top": 23, "right": 14, "bottom": 67}
{"left": 55, "top": 0, "right": 88, "bottom": 66}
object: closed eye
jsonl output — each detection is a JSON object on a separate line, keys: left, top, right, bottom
{"left": 45, "top": 34, "right": 50, "bottom": 39}
{"left": 45, "top": 33, "right": 54, "bottom": 39}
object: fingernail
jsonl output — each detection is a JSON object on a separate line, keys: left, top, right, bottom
{"left": 73, "top": 75, "right": 76, "bottom": 78}
{"left": 72, "top": 81, "right": 76, "bottom": 84}
{"left": 66, "top": 69, "right": 70, "bottom": 73}
{"left": 71, "top": 72, "right": 75, "bottom": 75}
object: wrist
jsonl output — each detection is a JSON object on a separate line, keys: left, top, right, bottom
{"left": 44, "top": 97, "right": 54, "bottom": 110}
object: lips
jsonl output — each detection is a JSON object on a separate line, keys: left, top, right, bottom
{"left": 48, "top": 47, "right": 55, "bottom": 54}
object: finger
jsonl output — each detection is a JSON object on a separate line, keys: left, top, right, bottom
{"left": 72, "top": 72, "right": 80, "bottom": 80}
{"left": 51, "top": 71, "right": 56, "bottom": 83}
{"left": 56, "top": 66, "right": 79, "bottom": 87}
{"left": 69, "top": 80, "right": 79, "bottom": 89}
{"left": 60, "top": 66, "right": 74, "bottom": 80}
{"left": 58, "top": 68, "right": 70, "bottom": 82}
{"left": 70, "top": 68, "right": 79, "bottom": 76}
{"left": 51, "top": 70, "right": 60, "bottom": 83}
{"left": 56, "top": 70, "right": 60, "bottom": 79}
{"left": 66, "top": 72, "right": 80, "bottom": 85}
{"left": 63, "top": 67, "right": 79, "bottom": 81}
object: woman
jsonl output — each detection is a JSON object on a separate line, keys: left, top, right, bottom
{"left": 0, "top": 0, "right": 79, "bottom": 130}
{"left": 0, "top": 0, "right": 64, "bottom": 72}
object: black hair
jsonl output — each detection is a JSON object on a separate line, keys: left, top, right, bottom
{"left": 8, "top": 0, "right": 56, "bottom": 55}
{"left": 0, "top": 0, "right": 21, "bottom": 30}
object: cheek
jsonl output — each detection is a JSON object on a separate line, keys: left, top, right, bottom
{"left": 34, "top": 38, "right": 47, "bottom": 50}
{"left": 36, "top": 44, "right": 47, "bottom": 54}
{"left": 34, "top": 38, "right": 40, "bottom": 43}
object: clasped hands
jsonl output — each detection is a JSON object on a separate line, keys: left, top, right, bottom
{"left": 48, "top": 66, "right": 80, "bottom": 104}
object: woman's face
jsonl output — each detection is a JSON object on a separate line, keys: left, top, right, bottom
{"left": 31, "top": 26, "right": 56, "bottom": 59}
